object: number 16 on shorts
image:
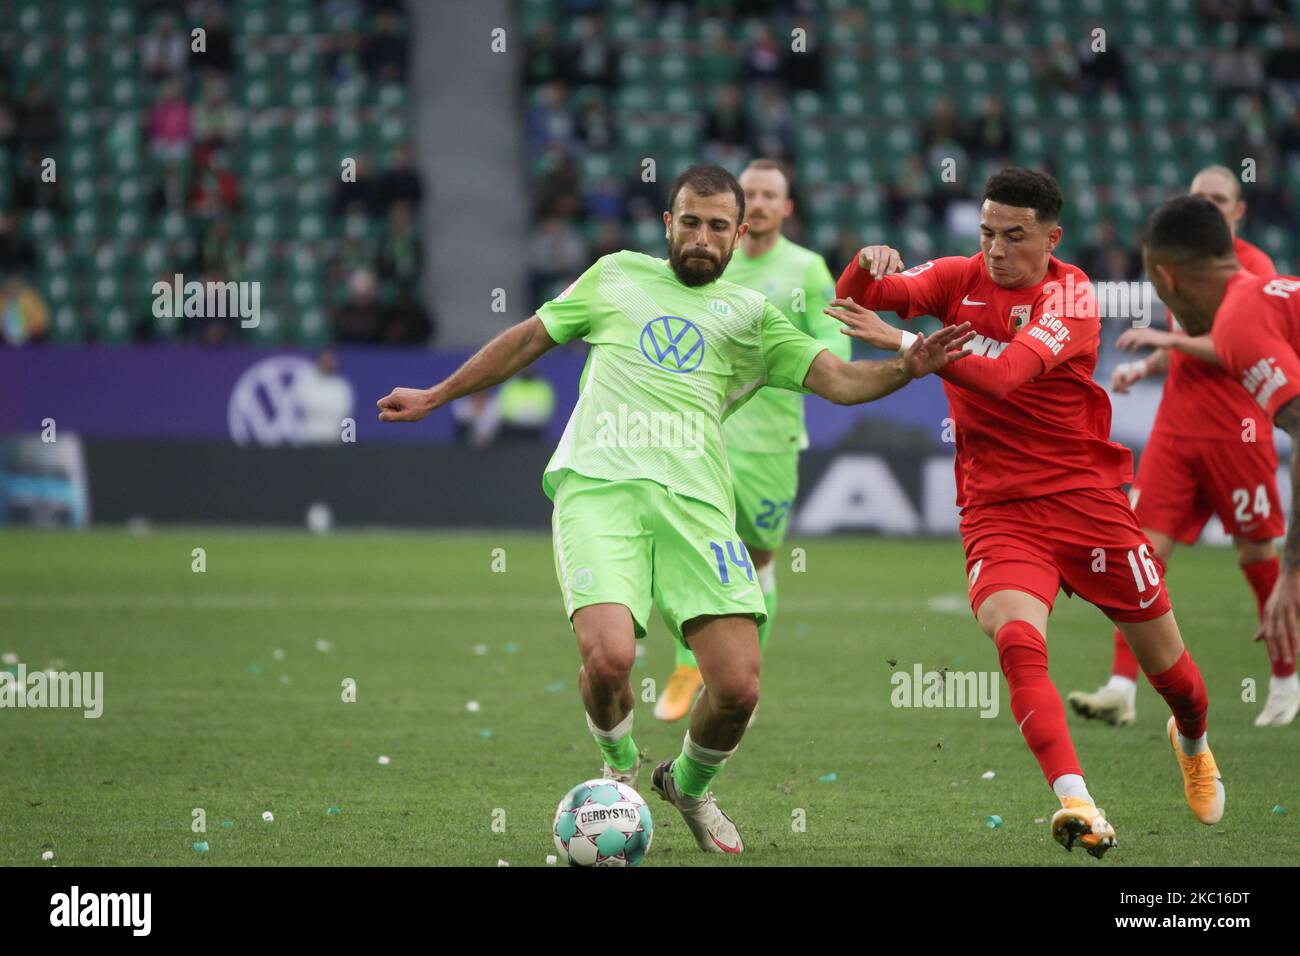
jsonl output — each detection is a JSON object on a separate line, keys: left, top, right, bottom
{"left": 709, "top": 540, "right": 755, "bottom": 585}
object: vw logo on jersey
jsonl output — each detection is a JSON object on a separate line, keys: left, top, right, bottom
{"left": 640, "top": 315, "right": 705, "bottom": 373}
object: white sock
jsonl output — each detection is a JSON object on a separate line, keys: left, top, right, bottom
{"left": 683, "top": 731, "right": 736, "bottom": 766}
{"left": 586, "top": 709, "right": 633, "bottom": 743}
{"left": 757, "top": 561, "right": 776, "bottom": 595}
{"left": 1105, "top": 675, "right": 1137, "bottom": 698}
{"left": 1052, "top": 773, "right": 1093, "bottom": 804}
{"left": 1177, "top": 730, "right": 1208, "bottom": 756}
{"left": 1271, "top": 673, "right": 1300, "bottom": 693}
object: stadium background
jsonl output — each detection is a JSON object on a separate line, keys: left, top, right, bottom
{"left": 3, "top": 0, "right": 1300, "bottom": 534}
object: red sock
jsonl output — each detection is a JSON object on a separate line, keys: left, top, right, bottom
{"left": 1146, "top": 649, "right": 1208, "bottom": 740}
{"left": 1111, "top": 627, "right": 1140, "bottom": 681}
{"left": 995, "top": 620, "right": 1082, "bottom": 786}
{"left": 1241, "top": 556, "right": 1295, "bottom": 678}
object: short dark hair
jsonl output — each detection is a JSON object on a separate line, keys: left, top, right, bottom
{"left": 1143, "top": 194, "right": 1234, "bottom": 263}
{"left": 668, "top": 164, "right": 745, "bottom": 225}
{"left": 982, "top": 167, "right": 1064, "bottom": 223}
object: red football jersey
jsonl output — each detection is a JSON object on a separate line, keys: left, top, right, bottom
{"left": 1156, "top": 236, "right": 1276, "bottom": 442}
{"left": 1212, "top": 270, "right": 1300, "bottom": 425}
{"left": 838, "top": 252, "right": 1132, "bottom": 508}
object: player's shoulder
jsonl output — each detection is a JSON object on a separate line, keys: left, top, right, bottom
{"left": 710, "top": 272, "right": 772, "bottom": 311}
{"left": 901, "top": 252, "right": 980, "bottom": 280}
{"left": 1234, "top": 235, "right": 1276, "bottom": 276}
{"left": 604, "top": 248, "right": 663, "bottom": 274}
{"left": 774, "top": 235, "right": 828, "bottom": 270}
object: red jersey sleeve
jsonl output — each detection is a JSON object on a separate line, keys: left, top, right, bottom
{"left": 836, "top": 255, "right": 968, "bottom": 320}
{"left": 1015, "top": 277, "right": 1099, "bottom": 372}
{"left": 1213, "top": 278, "right": 1300, "bottom": 423}
{"left": 935, "top": 341, "right": 1045, "bottom": 400}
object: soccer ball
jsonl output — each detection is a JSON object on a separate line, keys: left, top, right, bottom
{"left": 553, "top": 779, "right": 653, "bottom": 867}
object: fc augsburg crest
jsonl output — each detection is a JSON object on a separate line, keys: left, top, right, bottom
{"left": 1010, "top": 304, "right": 1031, "bottom": 331}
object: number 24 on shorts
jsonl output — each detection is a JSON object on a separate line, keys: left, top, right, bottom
{"left": 708, "top": 540, "right": 755, "bottom": 585}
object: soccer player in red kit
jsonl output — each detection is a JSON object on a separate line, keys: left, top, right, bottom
{"left": 831, "top": 168, "right": 1224, "bottom": 858}
{"left": 1143, "top": 195, "right": 1300, "bottom": 714}
{"left": 1069, "top": 165, "right": 1294, "bottom": 728}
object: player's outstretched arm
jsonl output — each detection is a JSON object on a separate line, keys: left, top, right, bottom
{"left": 376, "top": 315, "right": 559, "bottom": 422}
{"left": 1112, "top": 346, "right": 1170, "bottom": 393}
{"left": 1257, "top": 397, "right": 1300, "bottom": 666}
{"left": 802, "top": 322, "right": 972, "bottom": 405}
{"left": 1117, "top": 327, "right": 1218, "bottom": 366}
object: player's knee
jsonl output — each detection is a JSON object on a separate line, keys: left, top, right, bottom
{"left": 993, "top": 620, "right": 1048, "bottom": 674}
{"left": 710, "top": 673, "right": 760, "bottom": 719}
{"left": 1235, "top": 537, "right": 1276, "bottom": 564}
{"left": 582, "top": 640, "right": 635, "bottom": 689}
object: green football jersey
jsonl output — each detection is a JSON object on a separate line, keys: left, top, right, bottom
{"left": 537, "top": 250, "right": 828, "bottom": 518}
{"left": 721, "top": 235, "right": 849, "bottom": 453}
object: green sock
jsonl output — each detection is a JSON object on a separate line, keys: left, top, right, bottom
{"left": 757, "top": 579, "right": 778, "bottom": 656}
{"left": 599, "top": 733, "right": 638, "bottom": 772}
{"left": 671, "top": 734, "right": 734, "bottom": 798}
{"left": 588, "top": 711, "right": 638, "bottom": 771}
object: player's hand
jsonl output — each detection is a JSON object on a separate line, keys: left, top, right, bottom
{"left": 856, "top": 245, "right": 904, "bottom": 279}
{"left": 1116, "top": 327, "right": 1172, "bottom": 352}
{"left": 826, "top": 297, "right": 902, "bottom": 350}
{"left": 377, "top": 387, "right": 437, "bottom": 422}
{"left": 1255, "top": 570, "right": 1300, "bottom": 668}
{"left": 902, "top": 322, "right": 974, "bottom": 378}
{"left": 1110, "top": 360, "right": 1148, "bottom": 394}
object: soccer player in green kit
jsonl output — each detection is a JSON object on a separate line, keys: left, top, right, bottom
{"left": 654, "top": 159, "right": 850, "bottom": 723}
{"left": 376, "top": 165, "right": 971, "bottom": 855}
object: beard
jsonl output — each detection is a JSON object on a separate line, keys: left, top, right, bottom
{"left": 668, "top": 239, "right": 732, "bottom": 287}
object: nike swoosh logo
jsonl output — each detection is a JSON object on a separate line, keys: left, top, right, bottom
{"left": 962, "top": 296, "right": 987, "bottom": 306}
{"left": 1018, "top": 709, "right": 1036, "bottom": 733}
{"left": 1139, "top": 588, "right": 1162, "bottom": 609}
{"left": 733, "top": 585, "right": 757, "bottom": 601}
{"left": 709, "top": 831, "right": 742, "bottom": 853}
{"left": 1239, "top": 522, "right": 1259, "bottom": 533}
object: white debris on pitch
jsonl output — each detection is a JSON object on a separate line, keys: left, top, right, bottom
{"left": 262, "top": 811, "right": 274, "bottom": 822}
{"left": 466, "top": 700, "right": 481, "bottom": 713}
{"left": 306, "top": 502, "right": 333, "bottom": 534}
{"left": 473, "top": 643, "right": 489, "bottom": 656}
{"left": 981, "top": 771, "right": 996, "bottom": 780}
{"left": 925, "top": 595, "right": 969, "bottom": 615}
{"left": 41, "top": 851, "right": 54, "bottom": 861}
{"left": 272, "top": 648, "right": 286, "bottom": 661}
{"left": 377, "top": 755, "right": 391, "bottom": 765}
{"left": 314, "top": 640, "right": 332, "bottom": 653}
{"left": 2, "top": 652, "right": 18, "bottom": 665}
{"left": 545, "top": 855, "right": 557, "bottom": 866}
{"left": 497, "top": 859, "right": 509, "bottom": 867}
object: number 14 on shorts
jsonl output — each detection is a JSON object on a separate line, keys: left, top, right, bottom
{"left": 708, "top": 540, "right": 755, "bottom": 585}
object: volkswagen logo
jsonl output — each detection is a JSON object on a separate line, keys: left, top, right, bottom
{"left": 639, "top": 315, "right": 705, "bottom": 373}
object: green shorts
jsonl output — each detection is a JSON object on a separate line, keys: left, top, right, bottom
{"left": 729, "top": 449, "right": 799, "bottom": 552}
{"left": 550, "top": 470, "right": 767, "bottom": 646}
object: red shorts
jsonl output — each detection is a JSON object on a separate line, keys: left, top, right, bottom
{"left": 961, "top": 486, "right": 1172, "bottom": 623}
{"left": 1132, "top": 431, "right": 1284, "bottom": 544}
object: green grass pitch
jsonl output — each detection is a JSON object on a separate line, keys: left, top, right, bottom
{"left": 1, "top": 530, "right": 1293, "bottom": 866}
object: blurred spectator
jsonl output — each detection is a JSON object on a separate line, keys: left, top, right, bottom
{"left": 11, "top": 146, "right": 63, "bottom": 213}
{"left": 746, "top": 24, "right": 783, "bottom": 84}
{"left": 376, "top": 201, "right": 422, "bottom": 292}
{"left": 1039, "top": 36, "right": 1082, "bottom": 93}
{"left": 524, "top": 22, "right": 565, "bottom": 86}
{"left": 0, "top": 277, "right": 49, "bottom": 345}
{"left": 781, "top": 16, "right": 824, "bottom": 91}
{"left": 194, "top": 2, "right": 235, "bottom": 74}
{"left": 150, "top": 164, "right": 188, "bottom": 214}
{"left": 563, "top": 14, "right": 618, "bottom": 87}
{"left": 1078, "top": 36, "right": 1129, "bottom": 97}
{"left": 0, "top": 213, "right": 36, "bottom": 278}
{"left": 200, "top": 219, "right": 242, "bottom": 277}
{"left": 362, "top": 9, "right": 408, "bottom": 83}
{"left": 382, "top": 288, "right": 435, "bottom": 345}
{"left": 1076, "top": 219, "right": 1142, "bottom": 282}
{"left": 334, "top": 267, "right": 384, "bottom": 342}
{"left": 965, "top": 94, "right": 1013, "bottom": 162}
{"left": 334, "top": 155, "right": 384, "bottom": 218}
{"left": 527, "top": 81, "right": 578, "bottom": 153}
{"left": 378, "top": 144, "right": 424, "bottom": 212}
{"left": 293, "top": 350, "right": 356, "bottom": 444}
{"left": 1277, "top": 103, "right": 1300, "bottom": 163}
{"left": 1213, "top": 31, "right": 1266, "bottom": 106}
{"left": 13, "top": 82, "right": 59, "bottom": 152}
{"left": 189, "top": 147, "right": 240, "bottom": 217}
{"left": 141, "top": 12, "right": 189, "bottom": 81}
{"left": 750, "top": 84, "right": 793, "bottom": 158}
{"left": 452, "top": 392, "right": 502, "bottom": 448}
{"left": 527, "top": 217, "right": 588, "bottom": 306}
{"left": 149, "top": 79, "right": 192, "bottom": 164}
{"left": 532, "top": 147, "right": 582, "bottom": 220}
{"left": 192, "top": 73, "right": 242, "bottom": 148}
{"left": 498, "top": 373, "right": 557, "bottom": 442}
{"left": 704, "top": 84, "right": 753, "bottom": 150}
{"left": 576, "top": 97, "right": 615, "bottom": 151}
{"left": 591, "top": 221, "right": 627, "bottom": 259}
{"left": 1266, "top": 22, "right": 1300, "bottom": 98}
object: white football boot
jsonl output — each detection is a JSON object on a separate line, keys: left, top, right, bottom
{"left": 1254, "top": 674, "right": 1300, "bottom": 727}
{"left": 651, "top": 760, "right": 743, "bottom": 854}
{"left": 1067, "top": 684, "right": 1136, "bottom": 726}
{"left": 601, "top": 759, "right": 640, "bottom": 787}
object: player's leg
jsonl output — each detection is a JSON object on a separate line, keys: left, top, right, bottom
{"left": 1061, "top": 486, "right": 1223, "bottom": 825}
{"left": 551, "top": 474, "right": 654, "bottom": 784}
{"left": 1071, "top": 432, "right": 1203, "bottom": 725}
{"left": 647, "top": 491, "right": 767, "bottom": 853}
{"left": 1235, "top": 535, "right": 1299, "bottom": 725}
{"left": 1114, "top": 612, "right": 1224, "bottom": 824}
{"left": 655, "top": 446, "right": 791, "bottom": 722}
